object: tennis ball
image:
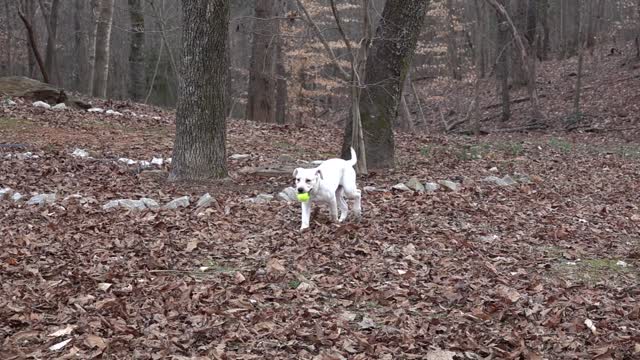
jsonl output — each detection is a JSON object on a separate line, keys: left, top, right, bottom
{"left": 296, "top": 192, "right": 310, "bottom": 202}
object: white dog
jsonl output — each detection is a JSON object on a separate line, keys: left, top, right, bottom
{"left": 293, "top": 147, "right": 362, "bottom": 230}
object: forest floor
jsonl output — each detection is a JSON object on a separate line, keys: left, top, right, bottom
{"left": 1, "top": 50, "right": 640, "bottom": 359}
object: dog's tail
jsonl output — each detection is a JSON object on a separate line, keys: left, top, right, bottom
{"left": 347, "top": 147, "right": 357, "bottom": 167}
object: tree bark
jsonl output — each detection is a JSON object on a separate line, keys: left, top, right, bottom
{"left": 128, "top": 0, "right": 145, "bottom": 101}
{"left": 87, "top": 0, "right": 98, "bottom": 95}
{"left": 511, "top": 0, "right": 527, "bottom": 86}
{"left": 247, "top": 0, "right": 281, "bottom": 122}
{"left": 170, "top": 0, "right": 229, "bottom": 182}
{"left": 495, "top": 0, "right": 510, "bottom": 121}
{"left": 73, "top": 0, "right": 86, "bottom": 91}
{"left": 445, "top": 0, "right": 461, "bottom": 80}
{"left": 92, "top": 0, "right": 114, "bottom": 98}
{"left": 39, "top": 0, "right": 60, "bottom": 85}
{"left": 275, "top": 34, "right": 288, "bottom": 124}
{"left": 537, "top": 0, "right": 550, "bottom": 60}
{"left": 357, "top": 0, "right": 429, "bottom": 169}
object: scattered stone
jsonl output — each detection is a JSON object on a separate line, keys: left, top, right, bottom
{"left": 151, "top": 157, "right": 164, "bottom": 166}
{"left": 483, "top": 175, "right": 517, "bottom": 186}
{"left": 230, "top": 153, "right": 250, "bottom": 160}
{"left": 424, "top": 182, "right": 440, "bottom": 192}
{"left": 7, "top": 151, "right": 39, "bottom": 160}
{"left": 138, "top": 160, "right": 151, "bottom": 168}
{"left": 311, "top": 160, "right": 324, "bottom": 165}
{"left": 358, "top": 316, "right": 377, "bottom": 330}
{"left": 102, "top": 199, "right": 151, "bottom": 211}
{"left": 277, "top": 154, "right": 295, "bottom": 163}
{"left": 363, "top": 186, "right": 378, "bottom": 193}
{"left": 513, "top": 173, "right": 532, "bottom": 184}
{"left": 105, "top": 109, "right": 123, "bottom": 116}
{"left": 479, "top": 234, "right": 499, "bottom": 243}
{"left": 0, "top": 187, "right": 12, "bottom": 199}
{"left": 392, "top": 183, "right": 411, "bottom": 191}
{"left": 26, "top": 193, "right": 56, "bottom": 206}
{"left": 616, "top": 260, "right": 629, "bottom": 267}
{"left": 438, "top": 180, "right": 460, "bottom": 192}
{"left": 277, "top": 187, "right": 298, "bottom": 202}
{"left": 118, "top": 158, "right": 137, "bottom": 165}
{"left": 3, "top": 98, "right": 17, "bottom": 106}
{"left": 62, "top": 194, "right": 84, "bottom": 203}
{"left": 52, "top": 103, "right": 67, "bottom": 110}
{"left": 406, "top": 177, "right": 425, "bottom": 192}
{"left": 88, "top": 107, "right": 104, "bottom": 113}
{"left": 11, "top": 192, "right": 23, "bottom": 202}
{"left": 166, "top": 158, "right": 172, "bottom": 164}
{"left": 164, "top": 196, "right": 190, "bottom": 209}
{"left": 151, "top": 116, "right": 161, "bottom": 120}
{"left": 140, "top": 198, "right": 159, "bottom": 209}
{"left": 250, "top": 193, "right": 274, "bottom": 204}
{"left": 32, "top": 101, "right": 51, "bottom": 109}
{"left": 489, "top": 166, "right": 498, "bottom": 172}
{"left": 196, "top": 193, "right": 215, "bottom": 208}
{"left": 71, "top": 148, "right": 89, "bottom": 158}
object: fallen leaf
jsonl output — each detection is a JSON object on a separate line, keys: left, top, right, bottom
{"left": 185, "top": 239, "right": 199, "bottom": 252}
{"left": 49, "top": 338, "right": 72, "bottom": 351}
{"left": 85, "top": 334, "right": 107, "bottom": 350}
{"left": 48, "top": 325, "right": 76, "bottom": 337}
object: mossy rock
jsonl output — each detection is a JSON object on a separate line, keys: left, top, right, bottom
{"left": 0, "top": 76, "right": 91, "bottom": 109}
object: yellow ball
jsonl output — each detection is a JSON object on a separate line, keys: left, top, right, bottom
{"left": 297, "top": 192, "right": 310, "bottom": 202}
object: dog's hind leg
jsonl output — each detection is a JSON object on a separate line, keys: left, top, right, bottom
{"left": 336, "top": 186, "right": 349, "bottom": 222}
{"left": 344, "top": 187, "right": 362, "bottom": 219}
{"left": 328, "top": 196, "right": 339, "bottom": 223}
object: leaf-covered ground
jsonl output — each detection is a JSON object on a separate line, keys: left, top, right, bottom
{"left": 1, "top": 100, "right": 639, "bottom": 359}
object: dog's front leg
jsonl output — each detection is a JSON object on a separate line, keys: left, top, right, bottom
{"left": 300, "top": 201, "right": 311, "bottom": 230}
{"left": 328, "top": 197, "right": 339, "bottom": 223}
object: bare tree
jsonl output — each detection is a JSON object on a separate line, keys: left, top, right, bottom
{"left": 16, "top": 0, "right": 49, "bottom": 83}
{"left": 495, "top": 0, "right": 510, "bottom": 121}
{"left": 39, "top": 0, "right": 61, "bottom": 85}
{"left": 170, "top": 0, "right": 229, "bottom": 181}
{"left": 92, "top": 0, "right": 114, "bottom": 98}
{"left": 247, "top": 0, "right": 283, "bottom": 123}
{"left": 445, "top": 0, "right": 461, "bottom": 80}
{"left": 128, "top": 0, "right": 145, "bottom": 101}
{"left": 357, "top": 0, "right": 429, "bottom": 169}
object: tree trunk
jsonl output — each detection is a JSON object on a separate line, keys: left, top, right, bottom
{"left": 25, "top": 0, "right": 36, "bottom": 77}
{"left": 87, "top": 0, "right": 98, "bottom": 94}
{"left": 40, "top": 0, "right": 60, "bottom": 85}
{"left": 445, "top": 0, "right": 461, "bottom": 80}
{"left": 496, "top": 0, "right": 510, "bottom": 121}
{"left": 73, "top": 0, "right": 86, "bottom": 91}
{"left": 574, "top": 1, "right": 584, "bottom": 118}
{"left": 538, "top": 0, "right": 550, "bottom": 61}
{"left": 511, "top": 0, "right": 527, "bottom": 86}
{"left": 357, "top": 0, "right": 429, "bottom": 169}
{"left": 247, "top": 0, "right": 281, "bottom": 123}
{"left": 16, "top": 2, "right": 49, "bottom": 83}
{"left": 275, "top": 34, "right": 288, "bottom": 124}
{"left": 3, "top": 1, "right": 11, "bottom": 75}
{"left": 473, "top": 0, "right": 486, "bottom": 77}
{"left": 128, "top": 0, "right": 145, "bottom": 101}
{"left": 169, "top": 0, "right": 229, "bottom": 182}
{"left": 92, "top": 0, "right": 114, "bottom": 98}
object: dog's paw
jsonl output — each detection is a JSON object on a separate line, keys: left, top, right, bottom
{"left": 300, "top": 224, "right": 310, "bottom": 231}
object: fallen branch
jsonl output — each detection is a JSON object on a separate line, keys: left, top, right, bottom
{"left": 484, "top": 94, "right": 547, "bottom": 110}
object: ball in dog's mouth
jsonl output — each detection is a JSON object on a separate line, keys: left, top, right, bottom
{"left": 296, "top": 192, "right": 310, "bottom": 202}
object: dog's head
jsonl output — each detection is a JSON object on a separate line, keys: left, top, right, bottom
{"left": 293, "top": 167, "right": 323, "bottom": 194}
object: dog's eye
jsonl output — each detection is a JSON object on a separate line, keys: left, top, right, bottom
{"left": 306, "top": 179, "right": 311, "bottom": 183}
{"left": 296, "top": 178, "right": 300, "bottom": 182}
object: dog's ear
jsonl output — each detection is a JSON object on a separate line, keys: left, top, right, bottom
{"left": 293, "top": 168, "right": 300, "bottom": 177}
{"left": 315, "top": 169, "right": 323, "bottom": 179}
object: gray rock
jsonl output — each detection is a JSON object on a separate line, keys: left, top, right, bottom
{"left": 105, "top": 109, "right": 123, "bottom": 116}
{"left": 438, "top": 180, "right": 461, "bottom": 192}
{"left": 88, "top": 107, "right": 104, "bottom": 113}
{"left": 363, "top": 186, "right": 378, "bottom": 193}
{"left": 482, "top": 175, "right": 517, "bottom": 186}
{"left": 140, "top": 198, "right": 159, "bottom": 209}
{"left": 164, "top": 196, "right": 190, "bottom": 209}
{"left": 392, "top": 183, "right": 411, "bottom": 191}
{"left": 102, "top": 199, "right": 151, "bottom": 211}
{"left": 196, "top": 193, "right": 215, "bottom": 208}
{"left": 26, "top": 193, "right": 56, "bottom": 206}
{"left": 32, "top": 101, "right": 51, "bottom": 109}
{"left": 11, "top": 192, "right": 23, "bottom": 202}
{"left": 252, "top": 194, "right": 274, "bottom": 204}
{"left": 230, "top": 154, "right": 250, "bottom": 160}
{"left": 406, "top": 177, "right": 425, "bottom": 192}
{"left": 151, "top": 157, "right": 164, "bottom": 166}
{"left": 424, "top": 182, "right": 440, "bottom": 192}
{"left": 489, "top": 167, "right": 499, "bottom": 172}
{"left": 513, "top": 173, "right": 532, "bottom": 184}
{"left": 277, "top": 187, "right": 298, "bottom": 202}
{"left": 52, "top": 103, "right": 67, "bottom": 110}
{"left": 71, "top": 148, "right": 89, "bottom": 158}
{"left": 0, "top": 187, "right": 12, "bottom": 200}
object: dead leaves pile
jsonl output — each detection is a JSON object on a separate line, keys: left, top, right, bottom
{"left": 1, "top": 102, "right": 639, "bottom": 359}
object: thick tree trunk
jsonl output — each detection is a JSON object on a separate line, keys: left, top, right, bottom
{"left": 128, "top": 0, "right": 145, "bottom": 101}
{"left": 496, "top": 0, "right": 510, "bottom": 121}
{"left": 25, "top": 0, "right": 36, "bottom": 77}
{"left": 358, "top": 0, "right": 429, "bottom": 169}
{"left": 511, "top": 0, "right": 527, "bottom": 86}
{"left": 73, "top": 0, "right": 86, "bottom": 91}
{"left": 170, "top": 0, "right": 229, "bottom": 182}
{"left": 87, "top": 0, "right": 98, "bottom": 94}
{"left": 247, "top": 0, "right": 281, "bottom": 123}
{"left": 92, "top": 0, "right": 114, "bottom": 98}
{"left": 3, "top": 1, "right": 11, "bottom": 75}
